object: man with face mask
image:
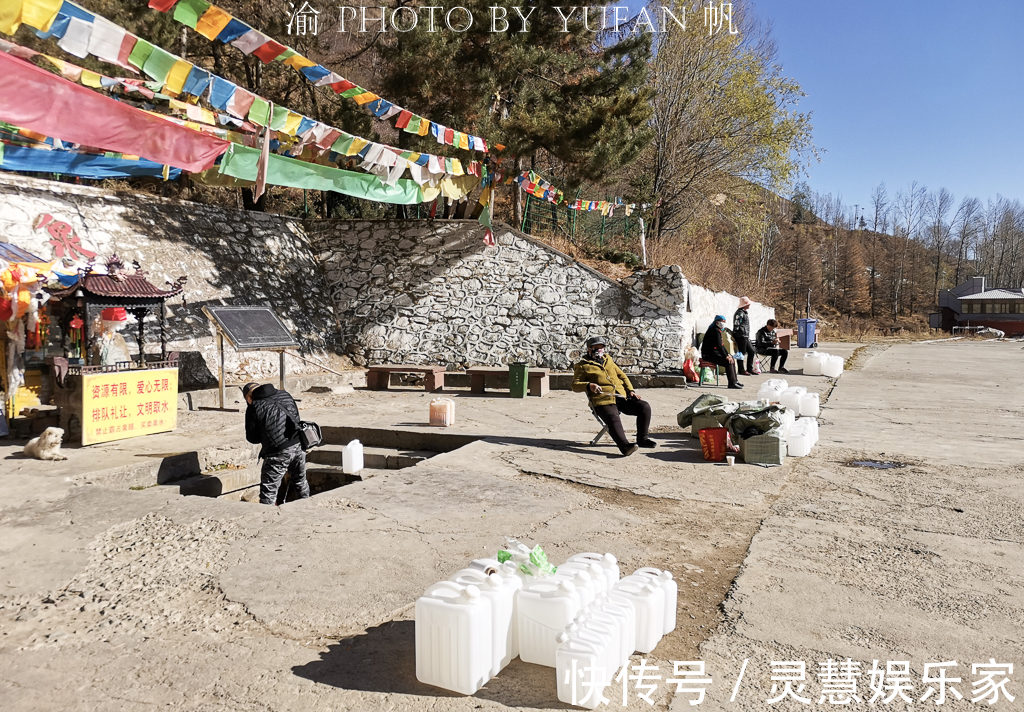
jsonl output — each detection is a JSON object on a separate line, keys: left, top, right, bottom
{"left": 572, "top": 335, "right": 655, "bottom": 456}
{"left": 701, "top": 315, "right": 743, "bottom": 389}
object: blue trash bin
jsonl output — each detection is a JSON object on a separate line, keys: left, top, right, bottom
{"left": 797, "top": 318, "right": 818, "bottom": 348}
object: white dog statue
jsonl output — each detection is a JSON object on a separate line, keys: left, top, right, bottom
{"left": 24, "top": 426, "right": 68, "bottom": 461}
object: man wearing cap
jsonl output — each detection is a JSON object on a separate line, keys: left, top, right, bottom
{"left": 242, "top": 382, "right": 310, "bottom": 505}
{"left": 701, "top": 316, "right": 743, "bottom": 389}
{"left": 572, "top": 336, "right": 655, "bottom": 456}
{"left": 733, "top": 296, "right": 757, "bottom": 376}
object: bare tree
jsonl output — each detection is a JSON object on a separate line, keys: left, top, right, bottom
{"left": 925, "top": 187, "right": 955, "bottom": 300}
{"left": 892, "top": 182, "right": 927, "bottom": 319}
{"left": 868, "top": 182, "right": 888, "bottom": 318}
{"left": 951, "top": 196, "right": 981, "bottom": 285}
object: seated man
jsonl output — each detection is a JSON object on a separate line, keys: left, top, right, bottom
{"left": 701, "top": 315, "right": 743, "bottom": 389}
{"left": 572, "top": 335, "right": 654, "bottom": 457}
{"left": 755, "top": 319, "right": 789, "bottom": 373}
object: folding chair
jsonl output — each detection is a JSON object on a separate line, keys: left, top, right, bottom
{"left": 588, "top": 401, "right": 609, "bottom": 446}
{"left": 755, "top": 352, "right": 773, "bottom": 373}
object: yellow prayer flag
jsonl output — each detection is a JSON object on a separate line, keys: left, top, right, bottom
{"left": 283, "top": 54, "right": 317, "bottom": 71}
{"left": 165, "top": 60, "right": 193, "bottom": 95}
{"left": 283, "top": 111, "right": 303, "bottom": 136}
{"left": 450, "top": 159, "right": 464, "bottom": 176}
{"left": 458, "top": 133, "right": 470, "bottom": 150}
{"left": 352, "top": 92, "right": 378, "bottom": 105}
{"left": 0, "top": 0, "right": 23, "bottom": 34}
{"left": 417, "top": 120, "right": 430, "bottom": 137}
{"left": 80, "top": 70, "right": 104, "bottom": 88}
{"left": 194, "top": 5, "right": 232, "bottom": 40}
{"left": 20, "top": 0, "right": 60, "bottom": 31}
{"left": 169, "top": 98, "right": 190, "bottom": 111}
{"left": 122, "top": 154, "right": 140, "bottom": 161}
{"left": 345, "top": 137, "right": 369, "bottom": 157}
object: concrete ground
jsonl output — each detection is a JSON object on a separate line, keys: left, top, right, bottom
{"left": 2, "top": 340, "right": 1019, "bottom": 711}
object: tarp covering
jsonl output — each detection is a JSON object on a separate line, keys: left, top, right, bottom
{"left": 0, "top": 51, "right": 228, "bottom": 172}
{"left": 0, "top": 142, "right": 181, "bottom": 178}
{"left": 218, "top": 143, "right": 424, "bottom": 205}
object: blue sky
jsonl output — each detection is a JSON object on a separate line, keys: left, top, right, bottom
{"left": 756, "top": 0, "right": 1024, "bottom": 211}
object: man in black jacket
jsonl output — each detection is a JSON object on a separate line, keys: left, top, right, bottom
{"left": 243, "top": 382, "right": 310, "bottom": 505}
{"left": 701, "top": 316, "right": 743, "bottom": 389}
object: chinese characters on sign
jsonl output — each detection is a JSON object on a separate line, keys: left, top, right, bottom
{"left": 559, "top": 658, "right": 1012, "bottom": 706}
{"left": 81, "top": 368, "right": 178, "bottom": 445}
{"left": 32, "top": 213, "right": 97, "bottom": 261}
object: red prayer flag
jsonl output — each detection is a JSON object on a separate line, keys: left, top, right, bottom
{"left": 148, "top": 0, "right": 180, "bottom": 11}
{"left": 0, "top": 52, "right": 228, "bottom": 172}
{"left": 395, "top": 110, "right": 412, "bottom": 129}
{"left": 443, "top": 127, "right": 454, "bottom": 144}
{"left": 251, "top": 40, "right": 287, "bottom": 64}
{"left": 116, "top": 35, "right": 138, "bottom": 72}
{"left": 329, "top": 79, "right": 356, "bottom": 93}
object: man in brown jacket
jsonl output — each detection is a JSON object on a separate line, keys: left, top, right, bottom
{"left": 572, "top": 335, "right": 655, "bottom": 456}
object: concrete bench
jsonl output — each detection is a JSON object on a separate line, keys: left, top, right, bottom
{"left": 366, "top": 365, "right": 446, "bottom": 392}
{"left": 466, "top": 366, "right": 550, "bottom": 397}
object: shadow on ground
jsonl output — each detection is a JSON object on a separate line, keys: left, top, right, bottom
{"left": 292, "top": 620, "right": 571, "bottom": 708}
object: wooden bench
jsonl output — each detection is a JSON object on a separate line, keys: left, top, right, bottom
{"left": 366, "top": 365, "right": 446, "bottom": 392}
{"left": 466, "top": 366, "right": 551, "bottom": 397}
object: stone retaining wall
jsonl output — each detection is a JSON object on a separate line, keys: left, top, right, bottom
{"left": 310, "top": 220, "right": 685, "bottom": 372}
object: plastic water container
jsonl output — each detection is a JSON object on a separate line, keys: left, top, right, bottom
{"left": 779, "top": 387, "right": 807, "bottom": 413}
{"left": 757, "top": 378, "right": 789, "bottom": 402}
{"left": 450, "top": 569, "right": 519, "bottom": 675}
{"left": 611, "top": 578, "right": 664, "bottom": 653}
{"left": 555, "top": 633, "right": 607, "bottom": 709}
{"left": 429, "top": 397, "right": 455, "bottom": 426}
{"left": 633, "top": 568, "right": 678, "bottom": 635}
{"left": 778, "top": 407, "right": 796, "bottom": 437}
{"left": 787, "top": 420, "right": 812, "bottom": 457}
{"left": 799, "top": 392, "right": 820, "bottom": 417}
{"left": 802, "top": 351, "right": 824, "bottom": 376}
{"left": 567, "top": 553, "right": 620, "bottom": 592}
{"left": 822, "top": 355, "right": 845, "bottom": 378}
{"left": 518, "top": 579, "right": 580, "bottom": 667}
{"left": 574, "top": 613, "right": 619, "bottom": 682}
{"left": 599, "top": 595, "right": 636, "bottom": 664}
{"left": 799, "top": 416, "right": 819, "bottom": 445}
{"left": 555, "top": 570, "right": 597, "bottom": 610}
{"left": 342, "top": 439, "right": 363, "bottom": 474}
{"left": 415, "top": 581, "right": 493, "bottom": 694}
{"left": 568, "top": 616, "right": 614, "bottom": 684}
{"left": 557, "top": 561, "right": 609, "bottom": 600}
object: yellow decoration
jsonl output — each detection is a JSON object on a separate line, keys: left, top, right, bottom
{"left": 20, "top": 0, "right": 60, "bottom": 31}
{"left": 283, "top": 54, "right": 317, "bottom": 70}
{"left": 164, "top": 60, "right": 193, "bottom": 95}
{"left": 80, "top": 70, "right": 104, "bottom": 88}
{"left": 194, "top": 5, "right": 232, "bottom": 40}
{"left": 0, "top": 0, "right": 23, "bottom": 35}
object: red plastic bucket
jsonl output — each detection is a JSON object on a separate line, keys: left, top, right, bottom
{"left": 698, "top": 427, "right": 730, "bottom": 462}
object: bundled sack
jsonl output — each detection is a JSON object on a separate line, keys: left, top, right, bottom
{"left": 677, "top": 394, "right": 730, "bottom": 429}
{"left": 725, "top": 406, "right": 788, "bottom": 467}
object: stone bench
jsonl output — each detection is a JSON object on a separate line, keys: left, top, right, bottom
{"left": 465, "top": 366, "right": 550, "bottom": 397}
{"left": 366, "top": 365, "right": 446, "bottom": 392}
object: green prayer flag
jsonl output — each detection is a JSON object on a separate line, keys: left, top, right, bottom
{"left": 247, "top": 98, "right": 271, "bottom": 127}
{"left": 127, "top": 38, "right": 154, "bottom": 71}
{"left": 142, "top": 46, "right": 177, "bottom": 84}
{"left": 330, "top": 134, "right": 354, "bottom": 154}
{"left": 173, "top": 0, "right": 210, "bottom": 29}
{"left": 219, "top": 144, "right": 423, "bottom": 205}
{"left": 275, "top": 48, "right": 296, "bottom": 63}
{"left": 340, "top": 86, "right": 363, "bottom": 99}
{"left": 405, "top": 116, "right": 421, "bottom": 134}
{"left": 269, "top": 104, "right": 289, "bottom": 131}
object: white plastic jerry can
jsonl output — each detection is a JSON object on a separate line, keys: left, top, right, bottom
{"left": 555, "top": 632, "right": 607, "bottom": 710}
{"left": 518, "top": 579, "right": 579, "bottom": 667}
{"left": 567, "top": 553, "right": 620, "bottom": 592}
{"left": 599, "top": 595, "right": 636, "bottom": 664}
{"left": 342, "top": 439, "right": 363, "bottom": 474}
{"left": 803, "top": 351, "right": 824, "bottom": 376}
{"left": 580, "top": 609, "right": 622, "bottom": 680}
{"left": 450, "top": 569, "right": 518, "bottom": 675}
{"left": 429, "top": 397, "right": 455, "bottom": 427}
{"left": 822, "top": 355, "right": 845, "bottom": 378}
{"left": 611, "top": 579, "right": 664, "bottom": 654}
{"left": 800, "top": 392, "right": 821, "bottom": 417}
{"left": 633, "top": 568, "right": 678, "bottom": 635}
{"left": 415, "top": 582, "right": 493, "bottom": 695}
{"left": 786, "top": 420, "right": 812, "bottom": 457}
{"left": 779, "top": 387, "right": 807, "bottom": 414}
